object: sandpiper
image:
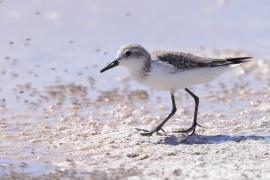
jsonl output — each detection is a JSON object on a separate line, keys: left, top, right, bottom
{"left": 100, "top": 44, "right": 252, "bottom": 136}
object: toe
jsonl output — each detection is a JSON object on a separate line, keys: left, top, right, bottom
{"left": 135, "top": 128, "right": 150, "bottom": 132}
{"left": 141, "top": 132, "right": 153, "bottom": 136}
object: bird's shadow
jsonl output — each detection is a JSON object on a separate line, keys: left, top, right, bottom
{"left": 163, "top": 134, "right": 270, "bottom": 145}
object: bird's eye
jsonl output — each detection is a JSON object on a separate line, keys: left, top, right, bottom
{"left": 125, "top": 51, "right": 131, "bottom": 56}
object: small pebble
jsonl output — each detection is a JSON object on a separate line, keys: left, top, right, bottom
{"left": 127, "top": 153, "right": 139, "bottom": 158}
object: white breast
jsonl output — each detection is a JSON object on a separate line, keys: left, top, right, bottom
{"left": 139, "top": 62, "right": 228, "bottom": 91}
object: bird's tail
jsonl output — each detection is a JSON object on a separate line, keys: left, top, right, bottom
{"left": 225, "top": 57, "right": 252, "bottom": 64}
{"left": 210, "top": 56, "right": 252, "bottom": 67}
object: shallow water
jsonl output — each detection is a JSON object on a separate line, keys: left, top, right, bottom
{"left": 0, "top": 159, "right": 55, "bottom": 176}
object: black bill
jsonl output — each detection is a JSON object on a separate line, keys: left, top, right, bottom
{"left": 100, "top": 59, "right": 119, "bottom": 73}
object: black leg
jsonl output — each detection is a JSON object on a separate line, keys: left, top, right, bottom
{"left": 136, "top": 93, "right": 177, "bottom": 136}
{"left": 174, "top": 88, "right": 201, "bottom": 136}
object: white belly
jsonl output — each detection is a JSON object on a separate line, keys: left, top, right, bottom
{"left": 140, "top": 65, "right": 228, "bottom": 91}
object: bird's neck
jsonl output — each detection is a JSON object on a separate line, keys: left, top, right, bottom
{"left": 126, "top": 59, "right": 151, "bottom": 81}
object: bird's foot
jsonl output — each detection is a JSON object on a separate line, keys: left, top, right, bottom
{"left": 173, "top": 123, "right": 203, "bottom": 136}
{"left": 135, "top": 127, "right": 166, "bottom": 136}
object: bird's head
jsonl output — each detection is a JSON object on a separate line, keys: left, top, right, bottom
{"left": 100, "top": 44, "right": 151, "bottom": 73}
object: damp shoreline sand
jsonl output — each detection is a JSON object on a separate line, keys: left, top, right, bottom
{"left": 1, "top": 59, "right": 270, "bottom": 179}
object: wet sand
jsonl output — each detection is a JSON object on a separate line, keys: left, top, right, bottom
{"left": 1, "top": 57, "right": 270, "bottom": 179}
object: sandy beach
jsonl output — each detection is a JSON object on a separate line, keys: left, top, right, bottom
{"left": 1, "top": 59, "right": 270, "bottom": 179}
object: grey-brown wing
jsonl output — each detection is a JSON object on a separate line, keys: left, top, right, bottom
{"left": 151, "top": 51, "right": 251, "bottom": 69}
{"left": 151, "top": 51, "right": 219, "bottom": 69}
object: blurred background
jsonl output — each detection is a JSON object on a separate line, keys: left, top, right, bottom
{"left": 0, "top": 0, "right": 270, "bottom": 111}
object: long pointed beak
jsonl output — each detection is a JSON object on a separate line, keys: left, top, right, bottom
{"left": 100, "top": 59, "right": 119, "bottom": 73}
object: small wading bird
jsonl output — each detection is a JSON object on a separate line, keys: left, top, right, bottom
{"left": 100, "top": 44, "right": 251, "bottom": 136}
